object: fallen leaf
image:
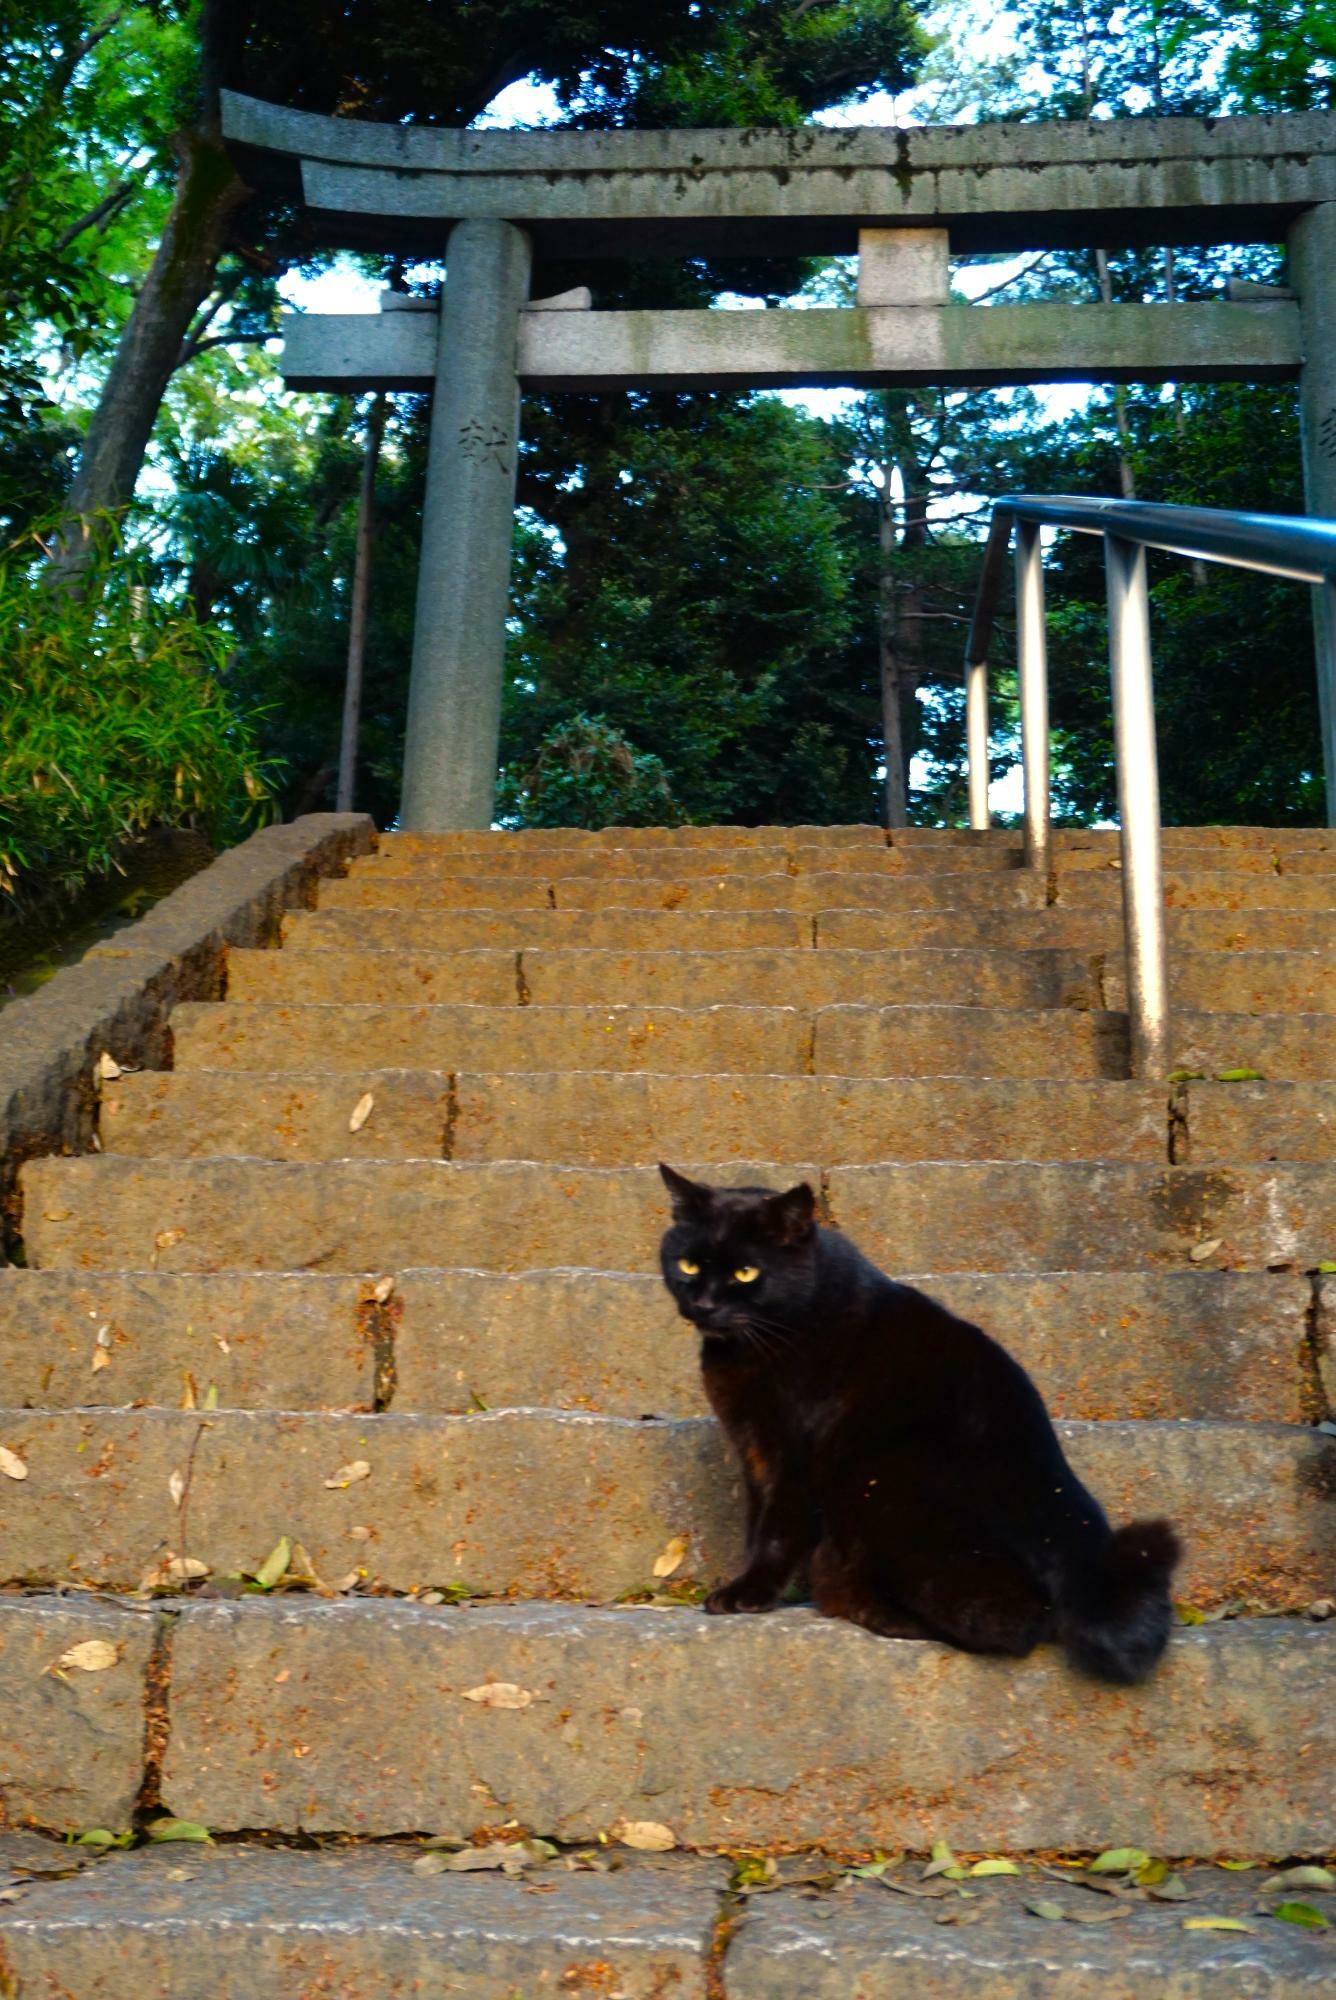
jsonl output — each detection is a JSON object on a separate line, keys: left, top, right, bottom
{"left": 168, "top": 1469, "right": 186, "bottom": 1509}
{"left": 935, "top": 1905, "right": 986, "bottom": 1926}
{"left": 1089, "top": 1848, "right": 1150, "bottom": 1875}
{"left": 1148, "top": 1876, "right": 1189, "bottom": 1902}
{"left": 96, "top": 1052, "right": 122, "bottom": 1081}
{"left": 372, "top": 1276, "right": 395, "bottom": 1303}
{"left": 91, "top": 1348, "right": 111, "bottom": 1374}
{"left": 0, "top": 1446, "right": 29, "bottom": 1481}
{"left": 615, "top": 1821, "right": 676, "bottom": 1852}
{"left": 1307, "top": 1600, "right": 1334, "bottom": 1621}
{"left": 1065, "top": 1903, "right": 1132, "bottom": 1924}
{"left": 43, "top": 1208, "right": 72, "bottom": 1223}
{"left": 653, "top": 1535, "right": 689, "bottom": 1579}
{"left": 164, "top": 1556, "right": 209, "bottom": 1583}
{"left": 74, "top": 1829, "right": 131, "bottom": 1851}
{"left": 349, "top": 1092, "right": 375, "bottom": 1133}
{"left": 461, "top": 1682, "right": 538, "bottom": 1710}
{"left": 203, "top": 1383, "right": 219, "bottom": 1411}
{"left": 1216, "top": 1860, "right": 1257, "bottom": 1872}
{"left": 55, "top": 1640, "right": 121, "bottom": 1674}
{"left": 1215, "top": 1068, "right": 1264, "bottom": 1082}
{"left": 1175, "top": 1602, "right": 1207, "bottom": 1625}
{"left": 179, "top": 1374, "right": 197, "bottom": 1411}
{"left": 324, "top": 1459, "right": 371, "bottom": 1490}
{"left": 1182, "top": 1916, "right": 1257, "bottom": 1933}
{"left": 970, "top": 1858, "right": 1021, "bottom": 1877}
{"left": 335, "top": 1571, "right": 361, "bottom": 1592}
{"left": 155, "top": 1230, "right": 185, "bottom": 1253}
{"left": 1137, "top": 1858, "right": 1169, "bottom": 1886}
{"left": 1189, "top": 1239, "right": 1222, "bottom": 1263}
{"left": 1270, "top": 1902, "right": 1329, "bottom": 1929}
{"left": 146, "top": 1820, "right": 212, "bottom": 1844}
{"left": 922, "top": 1838, "right": 967, "bottom": 1882}
{"left": 1262, "top": 1866, "right": 1335, "bottom": 1893}
{"left": 412, "top": 1851, "right": 454, "bottom": 1877}
{"left": 1026, "top": 1900, "right": 1067, "bottom": 1921}
{"left": 254, "top": 1539, "right": 292, "bottom": 1589}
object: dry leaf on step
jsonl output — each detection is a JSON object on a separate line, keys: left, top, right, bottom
{"left": 91, "top": 1348, "right": 111, "bottom": 1373}
{"left": 1189, "top": 1239, "right": 1222, "bottom": 1263}
{"left": 324, "top": 1460, "right": 371, "bottom": 1490}
{"left": 55, "top": 1639, "right": 121, "bottom": 1674}
{"left": 155, "top": 1230, "right": 185, "bottom": 1253}
{"left": 0, "top": 1446, "right": 29, "bottom": 1480}
{"left": 164, "top": 1556, "right": 209, "bottom": 1583}
{"left": 168, "top": 1469, "right": 186, "bottom": 1509}
{"left": 372, "top": 1276, "right": 395, "bottom": 1303}
{"left": 349, "top": 1092, "right": 375, "bottom": 1133}
{"left": 96, "top": 1052, "right": 122, "bottom": 1081}
{"left": 460, "top": 1682, "right": 539, "bottom": 1710}
{"left": 652, "top": 1535, "right": 688, "bottom": 1579}
{"left": 615, "top": 1821, "right": 677, "bottom": 1852}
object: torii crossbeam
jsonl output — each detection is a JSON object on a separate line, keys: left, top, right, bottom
{"left": 222, "top": 93, "right": 1336, "bottom": 829}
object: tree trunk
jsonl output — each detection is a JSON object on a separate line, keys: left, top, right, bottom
{"left": 53, "top": 128, "right": 248, "bottom": 571}
{"left": 1095, "top": 249, "right": 1137, "bottom": 499}
{"left": 337, "top": 393, "right": 388, "bottom": 813}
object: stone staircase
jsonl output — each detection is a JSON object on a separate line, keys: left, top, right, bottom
{"left": 1, "top": 820, "right": 1333, "bottom": 1994}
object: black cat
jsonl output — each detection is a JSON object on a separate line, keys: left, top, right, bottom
{"left": 658, "top": 1164, "right": 1181, "bottom": 1684}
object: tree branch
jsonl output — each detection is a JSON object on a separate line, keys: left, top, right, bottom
{"left": 53, "top": 177, "right": 136, "bottom": 253}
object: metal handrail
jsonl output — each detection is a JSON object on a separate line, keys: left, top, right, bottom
{"left": 963, "top": 495, "right": 1336, "bottom": 1079}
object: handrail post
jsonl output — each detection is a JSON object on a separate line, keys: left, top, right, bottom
{"left": 1015, "top": 520, "right": 1050, "bottom": 871}
{"left": 1104, "top": 533, "right": 1171, "bottom": 1079}
{"left": 966, "top": 659, "right": 990, "bottom": 829}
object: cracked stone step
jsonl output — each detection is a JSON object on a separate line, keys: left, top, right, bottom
{"left": 169, "top": 998, "right": 1169, "bottom": 1081}
{"left": 317, "top": 868, "right": 1336, "bottom": 915}
{"left": 146, "top": 1605, "right": 1336, "bottom": 1852}
{"left": 227, "top": 943, "right": 1336, "bottom": 1015}
{"left": 1, "top": 1407, "right": 1328, "bottom": 1606}
{"left": 21, "top": 1158, "right": 1336, "bottom": 1274}
{"left": 282, "top": 900, "right": 1336, "bottom": 956}
{"left": 1, "top": 1268, "right": 1316, "bottom": 1423}
{"left": 725, "top": 1874, "right": 1336, "bottom": 1998}
{"left": 0, "top": 1597, "right": 157, "bottom": 1833}
{"left": 0, "top": 1843, "right": 726, "bottom": 1997}
{"left": 100, "top": 1072, "right": 1170, "bottom": 1164}
{"left": 229, "top": 945, "right": 1109, "bottom": 1011}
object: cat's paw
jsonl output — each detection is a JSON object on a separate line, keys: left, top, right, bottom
{"left": 705, "top": 1578, "right": 778, "bottom": 1615}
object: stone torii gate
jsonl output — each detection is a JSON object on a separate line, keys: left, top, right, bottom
{"left": 222, "top": 95, "right": 1336, "bottom": 830}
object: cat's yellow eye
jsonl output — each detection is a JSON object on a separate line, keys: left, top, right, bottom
{"left": 733, "top": 1266, "right": 760, "bottom": 1284}
{"left": 677, "top": 1258, "right": 700, "bottom": 1276}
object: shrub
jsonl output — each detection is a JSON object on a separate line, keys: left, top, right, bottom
{"left": 497, "top": 712, "right": 685, "bottom": 829}
{"left": 0, "top": 530, "right": 280, "bottom": 913}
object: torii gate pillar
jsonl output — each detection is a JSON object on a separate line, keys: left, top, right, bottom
{"left": 1289, "top": 202, "right": 1336, "bottom": 825}
{"left": 400, "top": 218, "right": 531, "bottom": 830}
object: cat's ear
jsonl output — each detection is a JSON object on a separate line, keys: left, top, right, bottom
{"left": 763, "top": 1181, "right": 817, "bottom": 1244}
{"left": 659, "top": 1162, "right": 714, "bottom": 1218}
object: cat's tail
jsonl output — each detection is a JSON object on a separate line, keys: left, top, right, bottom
{"left": 1059, "top": 1518, "right": 1182, "bottom": 1686}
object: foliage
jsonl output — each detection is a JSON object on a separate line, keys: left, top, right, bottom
{"left": 496, "top": 713, "right": 684, "bottom": 828}
{"left": 0, "top": 529, "right": 279, "bottom": 911}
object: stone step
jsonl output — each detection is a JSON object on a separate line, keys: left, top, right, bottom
{"left": 352, "top": 840, "right": 1033, "bottom": 879}
{"left": 20, "top": 1157, "right": 1336, "bottom": 1273}
{"left": 170, "top": 999, "right": 1334, "bottom": 1082}
{"left": 101, "top": 1072, "right": 1170, "bottom": 1164}
{"left": 2, "top": 1406, "right": 1327, "bottom": 1606}
{"left": 230, "top": 942, "right": 1336, "bottom": 1015}
{"left": 317, "top": 867, "right": 1052, "bottom": 913}
{"left": 231, "top": 945, "right": 1105, "bottom": 1011}
{"left": 724, "top": 1873, "right": 1336, "bottom": 1998}
{"left": 2, "top": 1267, "right": 1316, "bottom": 1423}
{"left": 356, "top": 839, "right": 1336, "bottom": 881}
{"left": 282, "top": 899, "right": 1336, "bottom": 956}
{"left": 29, "top": 1598, "right": 1329, "bottom": 1853}
{"left": 317, "top": 865, "right": 1336, "bottom": 915}
{"left": 833, "top": 1004, "right": 1336, "bottom": 1082}
{"left": 0, "top": 1843, "right": 726, "bottom": 1997}
{"left": 12, "top": 1841, "right": 1323, "bottom": 2000}
{"left": 379, "top": 821, "right": 1334, "bottom": 853}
